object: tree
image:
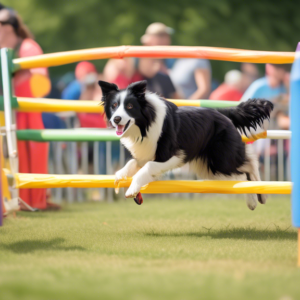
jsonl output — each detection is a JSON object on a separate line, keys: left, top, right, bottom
{"left": 4, "top": 0, "right": 299, "bottom": 81}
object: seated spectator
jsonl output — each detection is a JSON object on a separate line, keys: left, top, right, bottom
{"left": 104, "top": 57, "right": 180, "bottom": 99}
{"left": 209, "top": 70, "right": 243, "bottom": 101}
{"left": 62, "top": 61, "right": 98, "bottom": 100}
{"left": 103, "top": 58, "right": 141, "bottom": 89}
{"left": 137, "top": 58, "right": 179, "bottom": 99}
{"left": 241, "top": 64, "right": 291, "bottom": 102}
{"left": 171, "top": 58, "right": 211, "bottom": 99}
{"left": 77, "top": 74, "right": 106, "bottom": 128}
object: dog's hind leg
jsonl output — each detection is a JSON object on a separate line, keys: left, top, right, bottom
{"left": 234, "top": 173, "right": 258, "bottom": 211}
{"left": 205, "top": 171, "right": 258, "bottom": 210}
{"left": 241, "top": 144, "right": 267, "bottom": 204}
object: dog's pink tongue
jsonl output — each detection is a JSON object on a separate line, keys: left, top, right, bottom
{"left": 116, "top": 125, "right": 124, "bottom": 136}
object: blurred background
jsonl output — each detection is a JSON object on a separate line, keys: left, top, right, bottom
{"left": 0, "top": 2, "right": 298, "bottom": 299}
{"left": 0, "top": 0, "right": 296, "bottom": 206}
{"left": 4, "top": 0, "right": 299, "bottom": 80}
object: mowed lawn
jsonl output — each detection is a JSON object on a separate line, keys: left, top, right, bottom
{"left": 0, "top": 195, "right": 299, "bottom": 300}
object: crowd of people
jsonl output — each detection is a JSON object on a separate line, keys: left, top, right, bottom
{"left": 0, "top": 3, "right": 292, "bottom": 211}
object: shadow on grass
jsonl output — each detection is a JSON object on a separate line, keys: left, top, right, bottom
{"left": 1, "top": 238, "right": 85, "bottom": 253}
{"left": 144, "top": 226, "right": 296, "bottom": 241}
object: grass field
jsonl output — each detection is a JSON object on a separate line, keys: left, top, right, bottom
{"left": 0, "top": 195, "right": 299, "bottom": 300}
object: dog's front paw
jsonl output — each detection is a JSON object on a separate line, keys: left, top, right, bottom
{"left": 125, "top": 181, "right": 141, "bottom": 198}
{"left": 114, "top": 169, "right": 128, "bottom": 194}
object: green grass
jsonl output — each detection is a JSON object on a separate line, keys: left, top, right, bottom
{"left": 0, "top": 196, "right": 299, "bottom": 300}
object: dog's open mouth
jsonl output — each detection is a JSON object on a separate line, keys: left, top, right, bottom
{"left": 116, "top": 120, "right": 130, "bottom": 136}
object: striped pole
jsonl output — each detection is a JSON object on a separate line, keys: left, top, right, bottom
{"left": 12, "top": 46, "right": 295, "bottom": 71}
{"left": 15, "top": 129, "right": 291, "bottom": 143}
{"left": 290, "top": 42, "right": 300, "bottom": 266}
{"left": 0, "top": 97, "right": 240, "bottom": 113}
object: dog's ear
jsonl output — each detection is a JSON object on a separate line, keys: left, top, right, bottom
{"left": 127, "top": 81, "right": 147, "bottom": 98}
{"left": 98, "top": 81, "right": 119, "bottom": 95}
{"left": 98, "top": 81, "right": 119, "bottom": 104}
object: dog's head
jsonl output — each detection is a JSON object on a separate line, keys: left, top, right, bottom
{"left": 98, "top": 80, "right": 156, "bottom": 138}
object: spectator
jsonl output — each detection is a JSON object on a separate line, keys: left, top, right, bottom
{"left": 77, "top": 73, "right": 106, "bottom": 129}
{"left": 241, "top": 64, "right": 290, "bottom": 102}
{"left": 103, "top": 56, "right": 180, "bottom": 99}
{"left": 62, "top": 61, "right": 98, "bottom": 100}
{"left": 103, "top": 58, "right": 140, "bottom": 89}
{"left": 140, "top": 22, "right": 176, "bottom": 71}
{"left": 102, "top": 23, "right": 179, "bottom": 99}
{"left": 271, "top": 70, "right": 291, "bottom": 130}
{"left": 0, "top": 7, "right": 57, "bottom": 210}
{"left": 209, "top": 70, "right": 243, "bottom": 101}
{"left": 242, "top": 64, "right": 291, "bottom": 164}
{"left": 137, "top": 58, "right": 179, "bottom": 99}
{"left": 171, "top": 58, "right": 211, "bottom": 99}
{"left": 240, "top": 63, "right": 260, "bottom": 92}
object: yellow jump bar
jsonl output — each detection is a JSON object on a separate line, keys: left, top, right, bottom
{"left": 15, "top": 98, "right": 219, "bottom": 113}
{"left": 14, "top": 173, "right": 292, "bottom": 194}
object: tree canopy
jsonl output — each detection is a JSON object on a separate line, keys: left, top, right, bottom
{"left": 4, "top": 0, "right": 299, "bottom": 81}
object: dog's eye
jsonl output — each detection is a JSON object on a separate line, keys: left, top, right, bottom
{"left": 126, "top": 103, "right": 133, "bottom": 109}
{"left": 112, "top": 102, "right": 118, "bottom": 109}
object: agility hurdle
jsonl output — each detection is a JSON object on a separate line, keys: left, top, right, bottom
{"left": 1, "top": 43, "right": 298, "bottom": 266}
{"left": 12, "top": 45, "right": 294, "bottom": 70}
{"left": 14, "top": 173, "right": 291, "bottom": 194}
{"left": 13, "top": 129, "right": 290, "bottom": 143}
{"left": 0, "top": 96, "right": 241, "bottom": 113}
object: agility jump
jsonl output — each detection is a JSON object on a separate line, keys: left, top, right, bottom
{"left": 1, "top": 44, "right": 299, "bottom": 266}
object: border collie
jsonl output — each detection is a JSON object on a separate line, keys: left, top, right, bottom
{"left": 98, "top": 80, "right": 274, "bottom": 210}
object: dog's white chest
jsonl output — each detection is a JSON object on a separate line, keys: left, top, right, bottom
{"left": 121, "top": 136, "right": 156, "bottom": 166}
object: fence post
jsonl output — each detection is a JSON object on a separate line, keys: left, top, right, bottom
{"left": 1, "top": 48, "right": 18, "bottom": 175}
{"left": 291, "top": 42, "right": 300, "bottom": 266}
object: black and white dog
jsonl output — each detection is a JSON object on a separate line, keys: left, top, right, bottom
{"left": 98, "top": 80, "right": 274, "bottom": 210}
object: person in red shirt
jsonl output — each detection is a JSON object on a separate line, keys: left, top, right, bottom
{"left": 209, "top": 70, "right": 243, "bottom": 101}
{"left": 0, "top": 7, "right": 54, "bottom": 210}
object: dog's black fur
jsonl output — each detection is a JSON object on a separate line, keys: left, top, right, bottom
{"left": 99, "top": 80, "right": 273, "bottom": 178}
{"left": 155, "top": 99, "right": 273, "bottom": 176}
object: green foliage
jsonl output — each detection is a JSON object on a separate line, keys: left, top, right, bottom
{"left": 3, "top": 0, "right": 299, "bottom": 80}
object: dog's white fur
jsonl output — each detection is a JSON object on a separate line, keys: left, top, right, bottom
{"left": 113, "top": 91, "right": 265, "bottom": 210}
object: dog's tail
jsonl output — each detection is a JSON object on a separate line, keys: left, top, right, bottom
{"left": 217, "top": 99, "right": 274, "bottom": 136}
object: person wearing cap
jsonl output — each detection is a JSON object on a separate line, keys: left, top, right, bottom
{"left": 62, "top": 61, "right": 98, "bottom": 100}
{"left": 140, "top": 22, "right": 176, "bottom": 71}
{"left": 0, "top": 6, "right": 56, "bottom": 210}
{"left": 136, "top": 23, "right": 180, "bottom": 99}
{"left": 209, "top": 70, "right": 244, "bottom": 101}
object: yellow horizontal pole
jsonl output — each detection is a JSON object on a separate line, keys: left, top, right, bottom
{"left": 13, "top": 45, "right": 294, "bottom": 70}
{"left": 15, "top": 97, "right": 239, "bottom": 113}
{"left": 14, "top": 173, "right": 292, "bottom": 194}
{"left": 16, "top": 98, "right": 200, "bottom": 113}
{"left": 241, "top": 131, "right": 268, "bottom": 142}
{"left": 17, "top": 97, "right": 104, "bottom": 113}
{"left": 16, "top": 98, "right": 202, "bottom": 113}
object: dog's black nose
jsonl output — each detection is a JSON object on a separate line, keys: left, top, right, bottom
{"left": 114, "top": 116, "right": 121, "bottom": 124}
